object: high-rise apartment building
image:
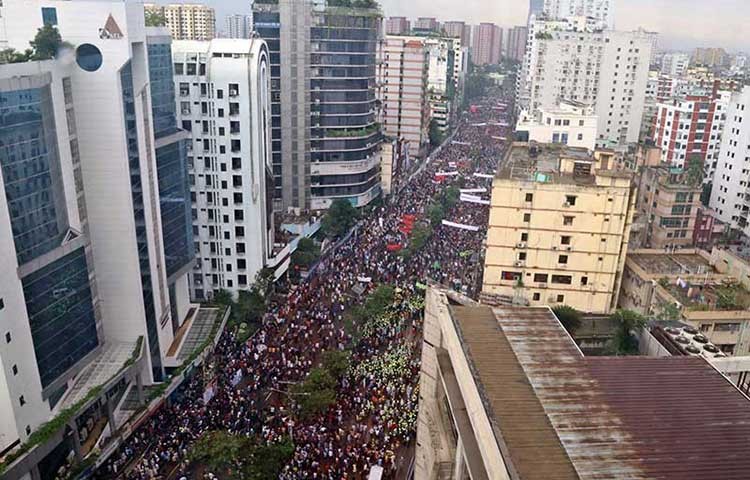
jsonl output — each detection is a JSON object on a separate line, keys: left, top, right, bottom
{"left": 425, "top": 37, "right": 458, "bottom": 133}
{"left": 252, "top": 0, "right": 383, "bottom": 211}
{"left": 471, "top": 23, "right": 502, "bottom": 66}
{"left": 661, "top": 52, "right": 690, "bottom": 78}
{"left": 515, "top": 100, "right": 598, "bottom": 150}
{"left": 413, "top": 17, "right": 439, "bottom": 34}
{"left": 692, "top": 47, "right": 729, "bottom": 68}
{"left": 529, "top": 0, "right": 545, "bottom": 20}
{"left": 0, "top": 0, "right": 195, "bottom": 472}
{"left": 542, "top": 0, "right": 615, "bottom": 29}
{"left": 172, "top": 39, "right": 276, "bottom": 300}
{"left": 482, "top": 143, "right": 635, "bottom": 314}
{"left": 443, "top": 20, "right": 471, "bottom": 47}
{"left": 519, "top": 19, "right": 656, "bottom": 147}
{"left": 652, "top": 88, "right": 730, "bottom": 170}
{"left": 385, "top": 16, "right": 410, "bottom": 35}
{"left": 145, "top": 3, "right": 215, "bottom": 41}
{"left": 378, "top": 36, "right": 430, "bottom": 158}
{"left": 505, "top": 25, "right": 528, "bottom": 62}
{"left": 710, "top": 87, "right": 750, "bottom": 234}
{"left": 225, "top": 14, "right": 252, "bottom": 39}
{"left": 635, "top": 166, "right": 702, "bottom": 249}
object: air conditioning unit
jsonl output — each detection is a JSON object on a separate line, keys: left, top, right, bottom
{"left": 514, "top": 261, "right": 525, "bottom": 267}
{"left": 563, "top": 202, "right": 572, "bottom": 207}
{"left": 516, "top": 242, "right": 527, "bottom": 248}
{"left": 566, "top": 246, "right": 573, "bottom": 251}
{"left": 552, "top": 245, "right": 558, "bottom": 250}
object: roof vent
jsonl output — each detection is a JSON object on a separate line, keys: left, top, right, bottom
{"left": 692, "top": 334, "right": 709, "bottom": 344}
{"left": 674, "top": 336, "right": 690, "bottom": 345}
{"left": 683, "top": 326, "right": 699, "bottom": 335}
{"left": 684, "top": 345, "right": 701, "bottom": 355}
{"left": 703, "top": 344, "right": 720, "bottom": 354}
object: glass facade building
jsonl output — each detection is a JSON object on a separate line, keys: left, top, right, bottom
{"left": 148, "top": 40, "right": 194, "bottom": 281}
{"left": 22, "top": 247, "right": 98, "bottom": 388}
{"left": 121, "top": 61, "right": 163, "bottom": 381}
{"left": 0, "top": 86, "right": 66, "bottom": 265}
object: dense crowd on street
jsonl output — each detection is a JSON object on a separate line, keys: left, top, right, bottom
{"left": 96, "top": 85, "right": 512, "bottom": 479}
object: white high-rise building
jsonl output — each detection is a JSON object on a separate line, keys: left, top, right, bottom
{"left": 518, "top": 18, "right": 655, "bottom": 147}
{"left": 543, "top": 0, "right": 615, "bottom": 29}
{"left": 710, "top": 87, "right": 750, "bottom": 234}
{"left": 173, "top": 39, "right": 277, "bottom": 300}
{"left": 226, "top": 14, "right": 252, "bottom": 39}
{"left": 661, "top": 52, "right": 690, "bottom": 78}
{"left": 0, "top": 1, "right": 196, "bottom": 476}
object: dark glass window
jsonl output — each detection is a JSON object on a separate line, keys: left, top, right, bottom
{"left": 41, "top": 7, "right": 58, "bottom": 25}
{"left": 76, "top": 44, "right": 103, "bottom": 72}
{"left": 147, "top": 42, "right": 178, "bottom": 138}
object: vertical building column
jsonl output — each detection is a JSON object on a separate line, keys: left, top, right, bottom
{"left": 453, "top": 437, "right": 466, "bottom": 480}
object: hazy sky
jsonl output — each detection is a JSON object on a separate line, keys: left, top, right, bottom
{"left": 158, "top": 0, "right": 750, "bottom": 51}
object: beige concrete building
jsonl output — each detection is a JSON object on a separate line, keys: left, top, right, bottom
{"left": 378, "top": 36, "right": 429, "bottom": 158}
{"left": 482, "top": 143, "right": 636, "bottom": 313}
{"left": 636, "top": 166, "right": 702, "bottom": 249}
{"left": 145, "top": 3, "right": 215, "bottom": 41}
{"left": 619, "top": 248, "right": 750, "bottom": 355}
{"left": 417, "top": 286, "right": 750, "bottom": 480}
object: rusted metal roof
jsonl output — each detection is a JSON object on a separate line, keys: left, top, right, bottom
{"left": 452, "top": 304, "right": 750, "bottom": 480}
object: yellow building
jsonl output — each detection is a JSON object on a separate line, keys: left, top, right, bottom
{"left": 482, "top": 142, "right": 636, "bottom": 313}
{"left": 145, "top": 3, "right": 216, "bottom": 41}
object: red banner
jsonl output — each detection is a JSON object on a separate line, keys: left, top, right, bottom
{"left": 386, "top": 243, "right": 402, "bottom": 252}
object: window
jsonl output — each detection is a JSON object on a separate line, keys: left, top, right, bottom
{"left": 581, "top": 276, "right": 588, "bottom": 286}
{"left": 521, "top": 233, "right": 529, "bottom": 242}
{"left": 561, "top": 236, "right": 571, "bottom": 245}
{"left": 232, "top": 157, "right": 242, "bottom": 170}
{"left": 5, "top": 332, "right": 10, "bottom": 343}
{"left": 19, "top": 396, "right": 25, "bottom": 406}
{"left": 236, "top": 243, "right": 246, "bottom": 254}
{"left": 565, "top": 195, "right": 577, "bottom": 206}
{"left": 25, "top": 425, "right": 31, "bottom": 436}
{"left": 534, "top": 273, "right": 548, "bottom": 283}
{"left": 42, "top": 7, "right": 58, "bottom": 25}
{"left": 12, "top": 365, "right": 18, "bottom": 375}
{"left": 234, "top": 193, "right": 243, "bottom": 204}
{"left": 523, "top": 213, "right": 531, "bottom": 222}
{"left": 558, "top": 255, "right": 568, "bottom": 264}
{"left": 234, "top": 210, "right": 244, "bottom": 221}
{"left": 525, "top": 193, "right": 533, "bottom": 202}
{"left": 563, "top": 216, "right": 574, "bottom": 226}
{"left": 518, "top": 252, "right": 527, "bottom": 261}
{"left": 501, "top": 271, "right": 521, "bottom": 281}
{"left": 235, "top": 226, "right": 245, "bottom": 237}
{"left": 533, "top": 293, "right": 541, "bottom": 301}
{"left": 237, "top": 259, "right": 247, "bottom": 270}
{"left": 0, "top": 298, "right": 4, "bottom": 310}
{"left": 551, "top": 275, "right": 572, "bottom": 284}
{"left": 556, "top": 294, "right": 565, "bottom": 303}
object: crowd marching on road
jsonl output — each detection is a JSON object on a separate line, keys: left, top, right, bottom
{"left": 96, "top": 83, "right": 514, "bottom": 480}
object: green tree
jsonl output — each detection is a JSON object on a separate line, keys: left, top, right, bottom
{"left": 321, "top": 198, "right": 358, "bottom": 238}
{"left": 439, "top": 185, "right": 460, "bottom": 209}
{"left": 188, "top": 431, "right": 247, "bottom": 475}
{"left": 552, "top": 305, "right": 582, "bottom": 335}
{"left": 244, "top": 440, "right": 295, "bottom": 480}
{"left": 656, "top": 302, "right": 681, "bottom": 321}
{"left": 30, "top": 25, "right": 64, "bottom": 60}
{"left": 608, "top": 309, "right": 646, "bottom": 355}
{"left": 291, "top": 237, "right": 320, "bottom": 269}
{"left": 321, "top": 350, "right": 351, "bottom": 379}
{"left": 144, "top": 10, "right": 166, "bottom": 27}
{"left": 213, "top": 288, "right": 234, "bottom": 307}
{"left": 0, "top": 48, "right": 33, "bottom": 64}
{"left": 685, "top": 153, "right": 704, "bottom": 187}
{"left": 427, "top": 203, "right": 445, "bottom": 226}
{"left": 429, "top": 119, "right": 444, "bottom": 147}
{"left": 291, "top": 367, "right": 338, "bottom": 418}
{"left": 363, "top": 284, "right": 396, "bottom": 320}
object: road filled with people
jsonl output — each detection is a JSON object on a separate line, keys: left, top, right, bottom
{"left": 97, "top": 84, "right": 513, "bottom": 479}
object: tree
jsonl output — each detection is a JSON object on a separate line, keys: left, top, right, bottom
{"left": 291, "top": 237, "right": 320, "bottom": 269}
{"left": 552, "top": 305, "right": 582, "bottom": 335}
{"left": 363, "top": 284, "right": 396, "bottom": 320}
{"left": 428, "top": 119, "right": 444, "bottom": 147}
{"left": 188, "top": 431, "right": 247, "bottom": 475}
{"left": 321, "top": 350, "right": 351, "bottom": 379}
{"left": 321, "top": 198, "right": 358, "bottom": 238}
{"left": 144, "top": 10, "right": 166, "bottom": 27}
{"left": 656, "top": 302, "right": 681, "bottom": 321}
{"left": 244, "top": 440, "right": 295, "bottom": 480}
{"left": 213, "top": 288, "right": 234, "bottom": 307}
{"left": 427, "top": 203, "right": 445, "bottom": 226}
{"left": 30, "top": 25, "right": 64, "bottom": 60}
{"left": 0, "top": 48, "right": 33, "bottom": 64}
{"left": 685, "top": 153, "right": 704, "bottom": 187}
{"left": 291, "top": 367, "right": 337, "bottom": 418}
{"left": 608, "top": 309, "right": 646, "bottom": 355}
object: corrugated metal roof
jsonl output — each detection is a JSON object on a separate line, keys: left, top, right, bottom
{"left": 454, "top": 305, "right": 750, "bottom": 480}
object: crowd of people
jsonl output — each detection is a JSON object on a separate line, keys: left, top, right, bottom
{"left": 96, "top": 84, "right": 513, "bottom": 480}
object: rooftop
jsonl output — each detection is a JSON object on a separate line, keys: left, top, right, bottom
{"left": 628, "top": 252, "right": 713, "bottom": 275}
{"left": 448, "top": 303, "right": 750, "bottom": 480}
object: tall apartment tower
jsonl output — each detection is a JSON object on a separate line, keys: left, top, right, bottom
{"left": 385, "top": 16, "right": 410, "bottom": 35}
{"left": 145, "top": 3, "right": 216, "bottom": 41}
{"left": 543, "top": 0, "right": 615, "bottom": 29}
{"left": 710, "top": 87, "right": 750, "bottom": 234}
{"left": 471, "top": 23, "right": 502, "bottom": 66}
{"left": 505, "top": 26, "right": 528, "bottom": 62}
{"left": 0, "top": 0, "right": 194, "bottom": 464}
{"left": 172, "top": 39, "right": 275, "bottom": 300}
{"left": 443, "top": 21, "right": 471, "bottom": 47}
{"left": 378, "top": 36, "right": 430, "bottom": 158}
{"left": 519, "top": 19, "right": 655, "bottom": 146}
{"left": 225, "top": 14, "right": 252, "bottom": 39}
{"left": 529, "top": 0, "right": 545, "bottom": 20}
{"left": 413, "top": 17, "right": 439, "bottom": 34}
{"left": 252, "top": 0, "right": 383, "bottom": 211}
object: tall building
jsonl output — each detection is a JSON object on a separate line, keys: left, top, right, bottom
{"left": 519, "top": 19, "right": 656, "bottom": 146}
{"left": 425, "top": 37, "right": 457, "bottom": 133}
{"left": 0, "top": 0, "right": 195, "bottom": 473}
{"left": 542, "top": 0, "right": 615, "bottom": 29}
{"left": 505, "top": 25, "right": 528, "bottom": 62}
{"left": 528, "top": 0, "right": 545, "bottom": 20}
{"left": 442, "top": 20, "right": 471, "bottom": 46}
{"left": 471, "top": 23, "right": 502, "bottom": 66}
{"left": 661, "top": 52, "right": 690, "bottom": 78}
{"left": 515, "top": 100, "right": 598, "bottom": 150}
{"left": 385, "top": 16, "right": 410, "bottom": 35}
{"left": 378, "top": 36, "right": 430, "bottom": 158}
{"left": 710, "top": 87, "right": 750, "bottom": 234}
{"left": 652, "top": 87, "right": 730, "bottom": 170}
{"left": 413, "top": 17, "right": 439, "bottom": 34}
{"left": 252, "top": 0, "right": 383, "bottom": 211}
{"left": 417, "top": 285, "right": 750, "bottom": 480}
{"left": 635, "top": 166, "right": 702, "bottom": 249}
{"left": 692, "top": 47, "right": 729, "bottom": 68}
{"left": 225, "top": 14, "right": 252, "bottom": 39}
{"left": 172, "top": 39, "right": 276, "bottom": 300}
{"left": 482, "top": 143, "right": 635, "bottom": 314}
{"left": 144, "top": 3, "right": 215, "bottom": 41}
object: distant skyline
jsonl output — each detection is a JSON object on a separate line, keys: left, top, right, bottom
{"left": 152, "top": 0, "right": 749, "bottom": 51}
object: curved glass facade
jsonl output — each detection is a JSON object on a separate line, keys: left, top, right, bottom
{"left": 0, "top": 86, "right": 66, "bottom": 265}
{"left": 148, "top": 42, "right": 179, "bottom": 138}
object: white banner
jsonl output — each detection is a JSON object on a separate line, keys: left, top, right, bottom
{"left": 442, "top": 220, "right": 480, "bottom": 232}
{"left": 460, "top": 195, "right": 491, "bottom": 205}
{"left": 231, "top": 369, "right": 243, "bottom": 387}
{"left": 460, "top": 188, "right": 487, "bottom": 193}
{"left": 357, "top": 276, "right": 372, "bottom": 283}
{"left": 452, "top": 141, "right": 470, "bottom": 145}
{"left": 473, "top": 173, "right": 494, "bottom": 179}
{"left": 491, "top": 136, "right": 507, "bottom": 141}
{"left": 471, "top": 122, "right": 487, "bottom": 127}
{"left": 436, "top": 171, "right": 459, "bottom": 176}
